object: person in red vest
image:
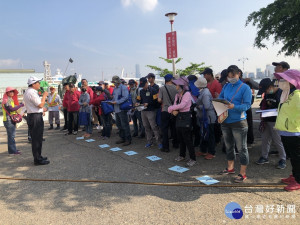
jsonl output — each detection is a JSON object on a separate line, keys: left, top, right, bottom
{"left": 66, "top": 83, "right": 81, "bottom": 135}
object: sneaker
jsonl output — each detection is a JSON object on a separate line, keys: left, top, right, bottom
{"left": 219, "top": 168, "right": 235, "bottom": 175}
{"left": 204, "top": 154, "right": 215, "bottom": 160}
{"left": 195, "top": 152, "right": 207, "bottom": 157}
{"left": 276, "top": 159, "right": 286, "bottom": 169}
{"left": 145, "top": 143, "right": 153, "bottom": 148}
{"left": 186, "top": 159, "right": 197, "bottom": 167}
{"left": 284, "top": 181, "right": 300, "bottom": 192}
{"left": 269, "top": 150, "right": 279, "bottom": 155}
{"left": 72, "top": 131, "right": 78, "bottom": 135}
{"left": 255, "top": 157, "right": 269, "bottom": 165}
{"left": 175, "top": 156, "right": 185, "bottom": 162}
{"left": 234, "top": 174, "right": 247, "bottom": 183}
{"left": 281, "top": 175, "right": 295, "bottom": 184}
{"left": 158, "top": 144, "right": 163, "bottom": 150}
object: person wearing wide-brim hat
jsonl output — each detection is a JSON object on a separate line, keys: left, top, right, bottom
{"left": 23, "top": 76, "right": 50, "bottom": 165}
{"left": 2, "top": 87, "right": 24, "bottom": 155}
{"left": 274, "top": 69, "right": 300, "bottom": 191}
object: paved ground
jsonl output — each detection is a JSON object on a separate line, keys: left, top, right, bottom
{"left": 0, "top": 103, "right": 299, "bottom": 224}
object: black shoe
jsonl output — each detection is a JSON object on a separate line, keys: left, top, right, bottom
{"left": 122, "top": 141, "right": 131, "bottom": 146}
{"left": 28, "top": 138, "right": 32, "bottom": 143}
{"left": 161, "top": 148, "right": 170, "bottom": 152}
{"left": 41, "top": 156, "right": 48, "bottom": 160}
{"left": 55, "top": 125, "right": 60, "bottom": 130}
{"left": 116, "top": 139, "right": 125, "bottom": 144}
{"left": 48, "top": 125, "right": 53, "bottom": 130}
{"left": 132, "top": 133, "right": 138, "bottom": 137}
{"left": 61, "top": 126, "right": 68, "bottom": 131}
{"left": 34, "top": 160, "right": 50, "bottom": 166}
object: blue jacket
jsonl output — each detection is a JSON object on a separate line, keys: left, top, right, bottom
{"left": 219, "top": 79, "right": 252, "bottom": 123}
{"left": 112, "top": 84, "right": 129, "bottom": 113}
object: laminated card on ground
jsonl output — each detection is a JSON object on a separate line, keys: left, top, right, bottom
{"left": 168, "top": 166, "right": 189, "bottom": 173}
{"left": 110, "top": 147, "right": 122, "bottom": 152}
{"left": 196, "top": 175, "right": 220, "bottom": 185}
{"left": 99, "top": 144, "right": 110, "bottom": 148}
{"left": 76, "top": 137, "right": 84, "bottom": 140}
{"left": 124, "top": 151, "right": 138, "bottom": 156}
{"left": 85, "top": 139, "right": 95, "bottom": 142}
{"left": 146, "top": 155, "right": 161, "bottom": 161}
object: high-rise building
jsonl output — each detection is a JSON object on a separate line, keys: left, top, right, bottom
{"left": 265, "top": 64, "right": 275, "bottom": 77}
{"left": 135, "top": 64, "right": 141, "bottom": 78}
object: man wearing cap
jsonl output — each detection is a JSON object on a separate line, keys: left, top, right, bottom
{"left": 23, "top": 76, "right": 50, "bottom": 165}
{"left": 98, "top": 81, "right": 112, "bottom": 100}
{"left": 202, "top": 68, "right": 222, "bottom": 98}
{"left": 272, "top": 61, "right": 290, "bottom": 74}
{"left": 256, "top": 78, "right": 286, "bottom": 169}
{"left": 47, "top": 87, "right": 62, "bottom": 130}
{"left": 129, "top": 79, "right": 145, "bottom": 137}
{"left": 110, "top": 75, "right": 132, "bottom": 146}
{"left": 158, "top": 74, "right": 178, "bottom": 152}
{"left": 137, "top": 77, "right": 162, "bottom": 149}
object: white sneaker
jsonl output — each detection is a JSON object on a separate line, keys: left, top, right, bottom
{"left": 175, "top": 156, "right": 185, "bottom": 162}
{"left": 186, "top": 159, "right": 196, "bottom": 167}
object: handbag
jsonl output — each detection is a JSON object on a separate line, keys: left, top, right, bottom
{"left": 176, "top": 112, "right": 192, "bottom": 128}
{"left": 119, "top": 87, "right": 133, "bottom": 111}
{"left": 101, "top": 101, "right": 114, "bottom": 115}
{"left": 79, "top": 112, "right": 90, "bottom": 126}
{"left": 2, "top": 105, "right": 22, "bottom": 123}
{"left": 218, "top": 83, "right": 244, "bottom": 124}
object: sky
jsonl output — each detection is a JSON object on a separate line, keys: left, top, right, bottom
{"left": 0, "top": 0, "right": 299, "bottom": 81}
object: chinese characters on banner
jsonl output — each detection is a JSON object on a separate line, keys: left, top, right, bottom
{"left": 166, "top": 31, "right": 177, "bottom": 59}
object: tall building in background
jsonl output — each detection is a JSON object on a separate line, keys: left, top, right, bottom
{"left": 256, "top": 68, "right": 264, "bottom": 79}
{"left": 265, "top": 64, "right": 275, "bottom": 77}
{"left": 135, "top": 64, "right": 141, "bottom": 78}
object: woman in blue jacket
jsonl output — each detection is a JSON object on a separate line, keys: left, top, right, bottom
{"left": 218, "top": 65, "right": 252, "bottom": 183}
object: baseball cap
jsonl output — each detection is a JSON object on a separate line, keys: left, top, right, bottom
{"left": 128, "top": 79, "right": 136, "bottom": 85}
{"left": 111, "top": 76, "right": 121, "bottom": 84}
{"left": 139, "top": 77, "right": 148, "bottom": 87}
{"left": 164, "top": 74, "right": 174, "bottom": 82}
{"left": 272, "top": 61, "right": 290, "bottom": 69}
{"left": 201, "top": 68, "right": 213, "bottom": 75}
{"left": 96, "top": 86, "right": 103, "bottom": 92}
{"left": 27, "top": 76, "right": 43, "bottom": 85}
{"left": 257, "top": 78, "right": 273, "bottom": 95}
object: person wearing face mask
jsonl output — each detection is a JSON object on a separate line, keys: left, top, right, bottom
{"left": 255, "top": 78, "right": 286, "bottom": 169}
{"left": 218, "top": 65, "right": 252, "bottom": 183}
{"left": 194, "top": 77, "right": 216, "bottom": 160}
{"left": 168, "top": 77, "right": 196, "bottom": 167}
{"left": 274, "top": 69, "right": 300, "bottom": 191}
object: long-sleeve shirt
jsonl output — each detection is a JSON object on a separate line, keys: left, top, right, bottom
{"left": 196, "top": 88, "right": 216, "bottom": 124}
{"left": 218, "top": 79, "right": 252, "bottom": 123}
{"left": 207, "top": 79, "right": 222, "bottom": 98}
{"left": 79, "top": 92, "right": 91, "bottom": 113}
{"left": 91, "top": 93, "right": 106, "bottom": 115}
{"left": 67, "top": 90, "right": 81, "bottom": 112}
{"left": 112, "top": 84, "right": 129, "bottom": 113}
{"left": 168, "top": 91, "right": 192, "bottom": 113}
{"left": 62, "top": 90, "right": 70, "bottom": 108}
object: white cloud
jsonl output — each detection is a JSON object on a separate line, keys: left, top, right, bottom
{"left": 0, "top": 59, "right": 20, "bottom": 67}
{"left": 121, "top": 0, "right": 158, "bottom": 12}
{"left": 199, "top": 28, "right": 218, "bottom": 34}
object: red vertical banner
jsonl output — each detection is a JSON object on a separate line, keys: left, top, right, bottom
{"left": 166, "top": 31, "right": 177, "bottom": 59}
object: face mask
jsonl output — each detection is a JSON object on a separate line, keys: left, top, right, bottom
{"left": 278, "top": 80, "right": 290, "bottom": 91}
{"left": 267, "top": 88, "right": 274, "bottom": 94}
{"left": 227, "top": 77, "right": 239, "bottom": 84}
{"left": 96, "top": 92, "right": 100, "bottom": 96}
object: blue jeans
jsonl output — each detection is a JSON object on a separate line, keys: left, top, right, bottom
{"left": 4, "top": 120, "right": 17, "bottom": 154}
{"left": 115, "top": 111, "right": 131, "bottom": 141}
{"left": 221, "top": 121, "right": 249, "bottom": 165}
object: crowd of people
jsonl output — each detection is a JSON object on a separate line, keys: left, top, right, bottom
{"left": 2, "top": 61, "right": 300, "bottom": 191}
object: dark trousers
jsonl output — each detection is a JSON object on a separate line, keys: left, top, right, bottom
{"left": 161, "top": 111, "right": 178, "bottom": 150}
{"left": 115, "top": 111, "right": 131, "bottom": 141}
{"left": 192, "top": 111, "right": 200, "bottom": 146}
{"left": 63, "top": 107, "right": 68, "bottom": 129}
{"left": 132, "top": 110, "right": 144, "bottom": 135}
{"left": 27, "top": 113, "right": 44, "bottom": 161}
{"left": 101, "top": 113, "right": 112, "bottom": 137}
{"left": 281, "top": 136, "right": 300, "bottom": 183}
{"left": 214, "top": 123, "right": 222, "bottom": 144}
{"left": 246, "top": 108, "right": 254, "bottom": 144}
{"left": 177, "top": 127, "right": 196, "bottom": 161}
{"left": 200, "top": 123, "right": 216, "bottom": 155}
{"left": 68, "top": 111, "right": 79, "bottom": 133}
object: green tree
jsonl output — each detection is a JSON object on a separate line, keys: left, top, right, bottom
{"left": 146, "top": 57, "right": 208, "bottom": 77}
{"left": 246, "top": 0, "right": 300, "bottom": 56}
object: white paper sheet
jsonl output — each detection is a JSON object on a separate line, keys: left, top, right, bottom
{"left": 212, "top": 101, "right": 228, "bottom": 116}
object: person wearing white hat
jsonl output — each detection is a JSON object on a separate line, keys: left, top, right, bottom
{"left": 23, "top": 76, "right": 50, "bottom": 165}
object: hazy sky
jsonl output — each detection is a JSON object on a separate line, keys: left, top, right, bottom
{"left": 0, "top": 0, "right": 299, "bottom": 81}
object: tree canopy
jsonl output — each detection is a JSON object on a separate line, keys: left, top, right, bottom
{"left": 146, "top": 57, "right": 208, "bottom": 77}
{"left": 246, "top": 0, "right": 300, "bottom": 56}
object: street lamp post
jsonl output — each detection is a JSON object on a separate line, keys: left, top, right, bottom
{"left": 238, "top": 57, "right": 249, "bottom": 72}
{"left": 165, "top": 12, "right": 178, "bottom": 78}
